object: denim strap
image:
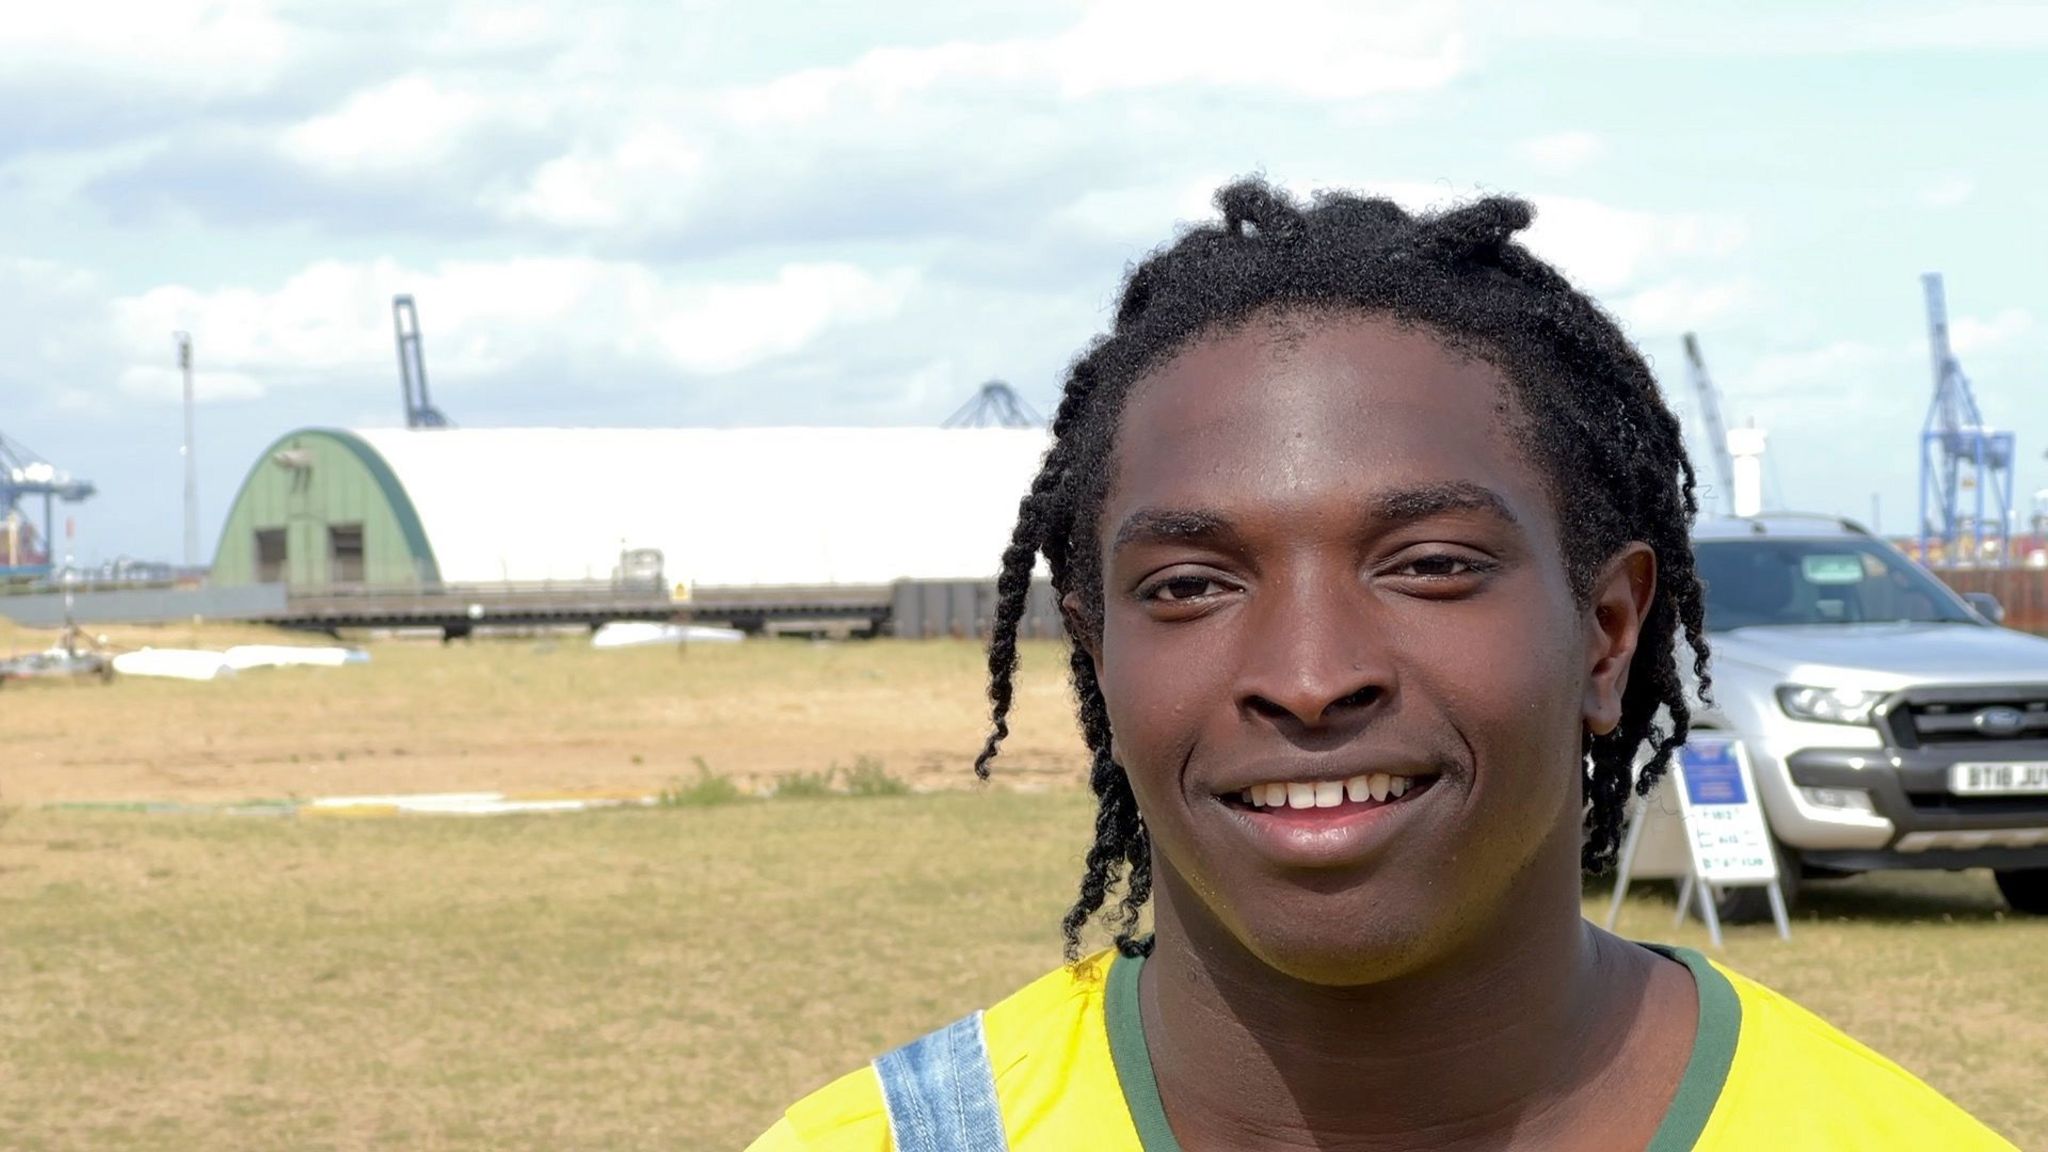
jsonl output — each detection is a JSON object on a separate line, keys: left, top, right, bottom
{"left": 872, "top": 1010, "right": 1010, "bottom": 1152}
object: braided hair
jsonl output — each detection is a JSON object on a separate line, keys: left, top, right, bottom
{"left": 975, "top": 178, "right": 1711, "bottom": 959}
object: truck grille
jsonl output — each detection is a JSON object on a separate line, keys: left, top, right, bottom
{"left": 1880, "top": 686, "right": 2048, "bottom": 748}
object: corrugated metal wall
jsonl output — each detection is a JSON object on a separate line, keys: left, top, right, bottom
{"left": 212, "top": 430, "right": 436, "bottom": 588}
{"left": 1933, "top": 568, "right": 2048, "bottom": 634}
{"left": 890, "top": 579, "right": 1064, "bottom": 639}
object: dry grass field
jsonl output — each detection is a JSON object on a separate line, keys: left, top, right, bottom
{"left": 0, "top": 624, "right": 2042, "bottom": 1149}
{"left": 0, "top": 622, "right": 1085, "bottom": 805}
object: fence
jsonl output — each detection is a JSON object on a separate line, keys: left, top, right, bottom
{"left": 1932, "top": 568, "right": 2048, "bottom": 634}
{"left": 0, "top": 584, "right": 288, "bottom": 628}
{"left": 890, "top": 578, "right": 1064, "bottom": 639}
{"left": 1, "top": 575, "right": 1069, "bottom": 640}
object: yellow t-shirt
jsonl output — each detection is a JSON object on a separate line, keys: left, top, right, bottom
{"left": 748, "top": 945, "right": 2015, "bottom": 1151}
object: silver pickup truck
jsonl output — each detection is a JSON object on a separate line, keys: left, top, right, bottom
{"left": 1690, "top": 515, "right": 2048, "bottom": 919}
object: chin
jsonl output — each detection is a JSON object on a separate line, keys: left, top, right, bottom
{"left": 1222, "top": 897, "right": 1447, "bottom": 988}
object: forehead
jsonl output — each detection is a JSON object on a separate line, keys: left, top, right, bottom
{"left": 1107, "top": 312, "right": 1545, "bottom": 517}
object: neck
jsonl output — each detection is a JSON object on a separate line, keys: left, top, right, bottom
{"left": 1139, "top": 845, "right": 1645, "bottom": 1150}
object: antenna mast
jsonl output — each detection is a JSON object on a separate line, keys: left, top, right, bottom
{"left": 177, "top": 332, "right": 199, "bottom": 567}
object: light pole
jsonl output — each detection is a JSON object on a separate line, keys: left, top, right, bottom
{"left": 176, "top": 332, "right": 198, "bottom": 569}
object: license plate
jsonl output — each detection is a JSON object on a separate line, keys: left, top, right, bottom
{"left": 1950, "top": 762, "right": 2048, "bottom": 795}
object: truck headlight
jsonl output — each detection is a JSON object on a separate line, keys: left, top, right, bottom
{"left": 1776, "top": 685, "right": 1887, "bottom": 726}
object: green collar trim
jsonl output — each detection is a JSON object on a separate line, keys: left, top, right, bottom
{"left": 1101, "top": 943, "right": 1740, "bottom": 1152}
{"left": 1642, "top": 945, "right": 1742, "bottom": 1152}
{"left": 1104, "top": 947, "right": 1181, "bottom": 1152}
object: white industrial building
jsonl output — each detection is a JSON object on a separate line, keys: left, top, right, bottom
{"left": 211, "top": 426, "right": 1053, "bottom": 592}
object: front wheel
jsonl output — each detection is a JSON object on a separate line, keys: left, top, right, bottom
{"left": 1994, "top": 868, "right": 2048, "bottom": 915}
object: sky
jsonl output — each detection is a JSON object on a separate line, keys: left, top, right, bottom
{"left": 4, "top": 0, "right": 2046, "bottom": 565}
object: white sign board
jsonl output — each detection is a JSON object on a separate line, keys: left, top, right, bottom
{"left": 1670, "top": 737, "right": 1779, "bottom": 885}
{"left": 1605, "top": 734, "right": 1790, "bottom": 947}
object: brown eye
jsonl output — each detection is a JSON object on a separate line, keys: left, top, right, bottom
{"left": 1405, "top": 555, "right": 1474, "bottom": 578}
{"left": 1149, "top": 575, "right": 1225, "bottom": 602}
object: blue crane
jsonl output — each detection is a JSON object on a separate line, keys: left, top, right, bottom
{"left": 1918, "top": 273, "right": 2016, "bottom": 566}
{"left": 942, "top": 380, "right": 1044, "bottom": 429}
{"left": 394, "top": 294, "right": 450, "bottom": 429}
{"left": 0, "top": 432, "right": 96, "bottom": 578}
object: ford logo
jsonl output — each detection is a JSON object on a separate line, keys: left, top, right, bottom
{"left": 1972, "top": 706, "right": 2028, "bottom": 738}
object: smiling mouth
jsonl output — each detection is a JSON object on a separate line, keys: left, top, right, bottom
{"left": 1222, "top": 772, "right": 1440, "bottom": 814}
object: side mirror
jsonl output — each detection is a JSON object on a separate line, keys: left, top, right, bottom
{"left": 1963, "top": 591, "right": 2006, "bottom": 626}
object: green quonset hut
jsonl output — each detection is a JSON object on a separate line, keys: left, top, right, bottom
{"left": 211, "top": 425, "right": 1053, "bottom": 591}
{"left": 213, "top": 429, "right": 439, "bottom": 587}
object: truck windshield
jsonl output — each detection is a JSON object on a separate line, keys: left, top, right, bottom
{"left": 1694, "top": 538, "right": 1978, "bottom": 631}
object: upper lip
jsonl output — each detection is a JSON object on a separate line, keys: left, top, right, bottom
{"left": 1210, "top": 756, "right": 1446, "bottom": 795}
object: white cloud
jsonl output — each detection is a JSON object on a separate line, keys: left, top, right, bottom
{"left": 1921, "top": 174, "right": 1976, "bottom": 208}
{"left": 1039, "top": 175, "right": 1750, "bottom": 334}
{"left": 653, "top": 264, "right": 920, "bottom": 374}
{"left": 0, "top": 257, "right": 114, "bottom": 402}
{"left": 1733, "top": 307, "right": 2034, "bottom": 407}
{"left": 479, "top": 0, "right": 1465, "bottom": 244}
{"left": 0, "top": 0, "right": 290, "bottom": 98}
{"left": 496, "top": 125, "right": 708, "bottom": 230}
{"left": 1515, "top": 131, "right": 1603, "bottom": 173}
{"left": 1052, "top": 0, "right": 1465, "bottom": 99}
{"left": 1950, "top": 307, "right": 2034, "bottom": 356}
{"left": 1830, "top": 5, "right": 2048, "bottom": 52}
{"left": 117, "top": 364, "right": 265, "bottom": 403}
{"left": 104, "top": 257, "right": 919, "bottom": 402}
{"left": 1745, "top": 340, "right": 1897, "bottom": 398}
{"left": 1500, "top": 2, "right": 2048, "bottom": 53}
{"left": 1522, "top": 196, "right": 1744, "bottom": 293}
{"left": 1609, "top": 278, "right": 1756, "bottom": 337}
{"left": 1355, "top": 181, "right": 1745, "bottom": 295}
{"left": 281, "top": 75, "right": 500, "bottom": 173}
{"left": 1048, "top": 176, "right": 1236, "bottom": 246}
{"left": 733, "top": 0, "right": 1465, "bottom": 121}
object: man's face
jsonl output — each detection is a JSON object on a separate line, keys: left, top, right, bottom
{"left": 1088, "top": 312, "right": 1600, "bottom": 985}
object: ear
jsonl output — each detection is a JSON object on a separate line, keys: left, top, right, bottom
{"left": 1060, "top": 590, "right": 1102, "bottom": 667}
{"left": 1583, "top": 543, "right": 1657, "bottom": 737}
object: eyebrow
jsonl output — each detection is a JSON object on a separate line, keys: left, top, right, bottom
{"left": 1111, "top": 508, "right": 1238, "bottom": 552}
{"left": 1372, "top": 481, "right": 1519, "bottom": 527}
{"left": 1109, "top": 481, "right": 1517, "bottom": 553}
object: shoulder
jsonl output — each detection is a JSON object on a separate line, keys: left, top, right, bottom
{"left": 744, "top": 952, "right": 1118, "bottom": 1151}
{"left": 743, "top": 1064, "right": 889, "bottom": 1152}
{"left": 1702, "top": 963, "right": 2018, "bottom": 1150}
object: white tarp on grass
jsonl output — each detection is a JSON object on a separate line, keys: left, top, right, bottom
{"left": 224, "top": 645, "right": 370, "bottom": 670}
{"left": 113, "top": 645, "right": 369, "bottom": 680}
{"left": 590, "top": 621, "right": 745, "bottom": 649}
{"left": 111, "top": 648, "right": 237, "bottom": 681}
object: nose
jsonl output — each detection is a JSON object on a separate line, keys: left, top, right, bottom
{"left": 1235, "top": 565, "right": 1393, "bottom": 735}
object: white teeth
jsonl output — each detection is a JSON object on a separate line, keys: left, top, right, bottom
{"left": 1239, "top": 774, "right": 1422, "bottom": 808}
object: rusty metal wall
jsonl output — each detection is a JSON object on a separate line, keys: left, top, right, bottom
{"left": 1933, "top": 568, "right": 2048, "bottom": 634}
